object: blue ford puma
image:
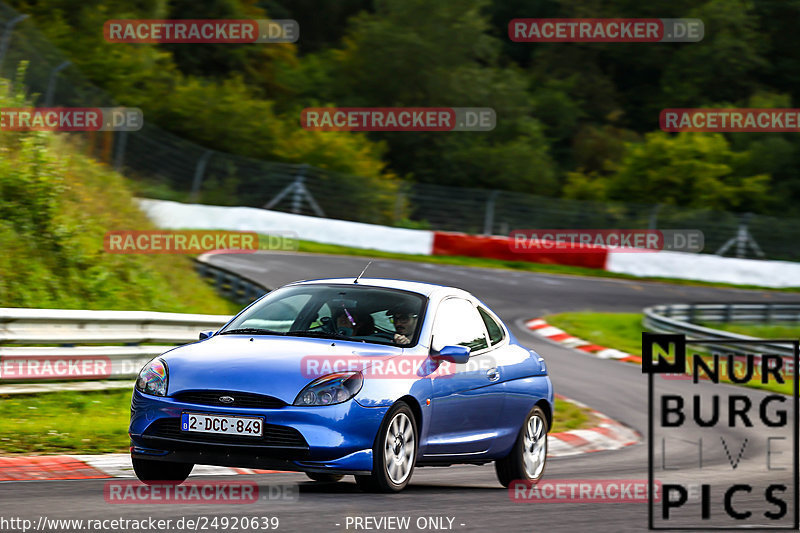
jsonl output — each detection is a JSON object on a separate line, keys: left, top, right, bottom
{"left": 129, "top": 278, "right": 553, "bottom": 492}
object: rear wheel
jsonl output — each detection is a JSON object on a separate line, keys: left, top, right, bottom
{"left": 355, "top": 402, "right": 417, "bottom": 493}
{"left": 132, "top": 457, "right": 193, "bottom": 486}
{"left": 305, "top": 473, "right": 344, "bottom": 483}
{"left": 495, "top": 406, "right": 548, "bottom": 488}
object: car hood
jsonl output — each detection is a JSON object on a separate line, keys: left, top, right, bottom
{"left": 161, "top": 335, "right": 404, "bottom": 404}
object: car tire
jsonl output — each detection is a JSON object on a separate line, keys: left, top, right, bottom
{"left": 495, "top": 405, "right": 548, "bottom": 488}
{"left": 132, "top": 457, "right": 193, "bottom": 485}
{"left": 305, "top": 472, "right": 344, "bottom": 483}
{"left": 355, "top": 401, "right": 417, "bottom": 493}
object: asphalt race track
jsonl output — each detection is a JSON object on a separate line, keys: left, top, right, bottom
{"left": 2, "top": 252, "right": 798, "bottom": 532}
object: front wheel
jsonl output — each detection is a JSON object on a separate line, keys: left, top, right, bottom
{"left": 355, "top": 402, "right": 417, "bottom": 493}
{"left": 132, "top": 457, "right": 193, "bottom": 486}
{"left": 495, "top": 405, "right": 548, "bottom": 488}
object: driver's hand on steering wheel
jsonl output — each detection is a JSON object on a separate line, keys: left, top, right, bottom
{"left": 394, "top": 333, "right": 411, "bottom": 345}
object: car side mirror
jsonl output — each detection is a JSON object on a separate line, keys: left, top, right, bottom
{"left": 432, "top": 345, "right": 470, "bottom": 364}
{"left": 199, "top": 330, "right": 215, "bottom": 340}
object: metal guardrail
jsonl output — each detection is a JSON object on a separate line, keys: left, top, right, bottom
{"left": 0, "top": 257, "right": 269, "bottom": 382}
{"left": 642, "top": 303, "right": 799, "bottom": 359}
{"left": 194, "top": 255, "right": 269, "bottom": 305}
{"left": 0, "top": 308, "right": 232, "bottom": 380}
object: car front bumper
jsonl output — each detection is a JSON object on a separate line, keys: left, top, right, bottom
{"left": 129, "top": 389, "right": 387, "bottom": 474}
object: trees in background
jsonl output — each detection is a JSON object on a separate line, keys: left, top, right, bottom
{"left": 8, "top": 0, "right": 800, "bottom": 215}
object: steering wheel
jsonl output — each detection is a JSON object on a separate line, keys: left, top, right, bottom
{"left": 372, "top": 326, "right": 396, "bottom": 340}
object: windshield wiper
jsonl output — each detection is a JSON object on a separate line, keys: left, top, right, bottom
{"left": 283, "top": 330, "right": 357, "bottom": 341}
{"left": 219, "top": 328, "right": 282, "bottom": 336}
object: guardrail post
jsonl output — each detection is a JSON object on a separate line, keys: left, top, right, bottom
{"left": 648, "top": 203, "right": 662, "bottom": 230}
{"left": 0, "top": 14, "right": 28, "bottom": 75}
{"left": 44, "top": 60, "right": 70, "bottom": 106}
{"left": 190, "top": 150, "right": 214, "bottom": 202}
{"left": 483, "top": 190, "right": 498, "bottom": 236}
{"left": 113, "top": 130, "right": 128, "bottom": 171}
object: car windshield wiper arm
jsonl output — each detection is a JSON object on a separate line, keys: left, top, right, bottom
{"left": 283, "top": 330, "right": 356, "bottom": 341}
{"left": 219, "top": 328, "right": 283, "bottom": 336}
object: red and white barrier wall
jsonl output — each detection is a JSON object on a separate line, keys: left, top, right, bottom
{"left": 138, "top": 199, "right": 433, "bottom": 255}
{"left": 138, "top": 199, "right": 800, "bottom": 288}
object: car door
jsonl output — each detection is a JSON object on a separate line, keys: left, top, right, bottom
{"left": 423, "top": 297, "right": 505, "bottom": 456}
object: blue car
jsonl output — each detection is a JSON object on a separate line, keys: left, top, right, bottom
{"left": 129, "top": 278, "right": 553, "bottom": 492}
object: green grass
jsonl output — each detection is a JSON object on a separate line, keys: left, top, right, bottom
{"left": 545, "top": 311, "right": 793, "bottom": 395}
{"left": 546, "top": 311, "right": 644, "bottom": 356}
{"left": 287, "top": 239, "right": 800, "bottom": 292}
{"left": 698, "top": 322, "right": 800, "bottom": 339}
{"left": 0, "top": 389, "right": 595, "bottom": 455}
{"left": 551, "top": 397, "right": 597, "bottom": 433}
{"left": 0, "top": 389, "right": 132, "bottom": 454}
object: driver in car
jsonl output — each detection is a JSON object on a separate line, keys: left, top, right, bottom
{"left": 388, "top": 304, "right": 418, "bottom": 345}
{"left": 332, "top": 308, "right": 374, "bottom": 336}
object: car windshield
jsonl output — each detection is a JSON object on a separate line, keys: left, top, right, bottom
{"left": 220, "top": 284, "right": 426, "bottom": 347}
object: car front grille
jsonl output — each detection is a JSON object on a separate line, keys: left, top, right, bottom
{"left": 171, "top": 390, "right": 287, "bottom": 409}
{"left": 143, "top": 417, "right": 308, "bottom": 448}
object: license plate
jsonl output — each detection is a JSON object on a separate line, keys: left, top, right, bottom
{"left": 181, "top": 412, "right": 263, "bottom": 437}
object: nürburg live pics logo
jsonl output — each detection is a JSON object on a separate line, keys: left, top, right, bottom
{"left": 643, "top": 332, "right": 799, "bottom": 530}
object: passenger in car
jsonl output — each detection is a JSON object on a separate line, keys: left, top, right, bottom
{"left": 333, "top": 308, "right": 374, "bottom": 336}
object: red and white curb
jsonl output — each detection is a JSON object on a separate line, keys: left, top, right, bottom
{"left": 524, "top": 318, "right": 642, "bottom": 363}
{"left": 548, "top": 396, "right": 640, "bottom": 457}
{"left": 0, "top": 454, "right": 282, "bottom": 482}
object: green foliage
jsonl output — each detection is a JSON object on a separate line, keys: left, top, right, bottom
{"left": 298, "top": 0, "right": 558, "bottom": 193}
{"left": 0, "top": 78, "right": 238, "bottom": 313}
{"left": 565, "top": 132, "right": 771, "bottom": 211}
{"left": 8, "top": 0, "right": 800, "bottom": 215}
{"left": 8, "top": 0, "right": 395, "bottom": 188}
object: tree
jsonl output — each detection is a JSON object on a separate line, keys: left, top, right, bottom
{"left": 564, "top": 132, "right": 771, "bottom": 212}
{"left": 319, "top": 0, "right": 557, "bottom": 193}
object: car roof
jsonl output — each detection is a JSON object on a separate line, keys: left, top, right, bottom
{"left": 285, "top": 277, "right": 463, "bottom": 298}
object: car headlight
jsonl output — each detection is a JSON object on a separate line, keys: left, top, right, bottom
{"left": 135, "top": 358, "right": 168, "bottom": 397}
{"left": 293, "top": 372, "right": 363, "bottom": 406}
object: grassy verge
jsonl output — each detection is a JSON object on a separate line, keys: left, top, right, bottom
{"left": 698, "top": 322, "right": 800, "bottom": 338}
{"left": 0, "top": 75, "right": 238, "bottom": 315}
{"left": 0, "top": 389, "right": 595, "bottom": 455}
{"left": 0, "top": 389, "right": 132, "bottom": 454}
{"left": 288, "top": 239, "right": 800, "bottom": 292}
{"left": 551, "top": 396, "right": 598, "bottom": 433}
{"left": 545, "top": 311, "right": 793, "bottom": 395}
{"left": 545, "top": 312, "right": 644, "bottom": 356}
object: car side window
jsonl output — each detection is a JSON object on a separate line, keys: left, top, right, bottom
{"left": 432, "top": 298, "right": 488, "bottom": 352}
{"left": 478, "top": 307, "right": 505, "bottom": 346}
